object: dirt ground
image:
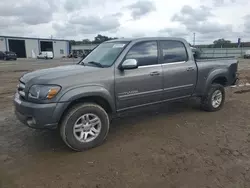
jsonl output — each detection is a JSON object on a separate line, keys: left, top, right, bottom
{"left": 1, "top": 59, "right": 250, "bottom": 188}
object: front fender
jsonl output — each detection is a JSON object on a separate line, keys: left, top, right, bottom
{"left": 59, "top": 85, "right": 115, "bottom": 112}
{"left": 203, "top": 68, "right": 228, "bottom": 94}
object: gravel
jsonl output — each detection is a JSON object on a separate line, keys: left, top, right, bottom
{"left": 1, "top": 58, "right": 250, "bottom": 188}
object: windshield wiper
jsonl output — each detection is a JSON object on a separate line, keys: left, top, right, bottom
{"left": 87, "top": 61, "right": 104, "bottom": 68}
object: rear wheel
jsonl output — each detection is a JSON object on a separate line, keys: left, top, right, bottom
{"left": 201, "top": 84, "right": 225, "bottom": 112}
{"left": 60, "top": 103, "right": 110, "bottom": 151}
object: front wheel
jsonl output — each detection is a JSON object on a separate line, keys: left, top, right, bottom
{"left": 201, "top": 84, "right": 225, "bottom": 112}
{"left": 60, "top": 103, "right": 110, "bottom": 151}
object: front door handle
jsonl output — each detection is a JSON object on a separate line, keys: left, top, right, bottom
{"left": 186, "top": 67, "right": 195, "bottom": 71}
{"left": 150, "top": 71, "right": 160, "bottom": 76}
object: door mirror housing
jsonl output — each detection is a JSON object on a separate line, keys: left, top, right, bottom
{"left": 121, "top": 59, "right": 138, "bottom": 70}
{"left": 192, "top": 48, "right": 201, "bottom": 59}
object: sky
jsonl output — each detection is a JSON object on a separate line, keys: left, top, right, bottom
{"left": 0, "top": 0, "right": 250, "bottom": 44}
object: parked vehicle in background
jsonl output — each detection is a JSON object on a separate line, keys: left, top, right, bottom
{"left": 68, "top": 52, "right": 78, "bottom": 58}
{"left": 81, "top": 50, "right": 92, "bottom": 59}
{"left": 37, "top": 51, "right": 53, "bottom": 59}
{"left": 14, "top": 37, "right": 239, "bottom": 151}
{"left": 0, "top": 51, "right": 17, "bottom": 60}
{"left": 81, "top": 53, "right": 87, "bottom": 59}
{"left": 244, "top": 50, "right": 250, "bottom": 59}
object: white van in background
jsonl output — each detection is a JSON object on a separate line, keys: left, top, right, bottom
{"left": 37, "top": 51, "right": 54, "bottom": 59}
{"left": 244, "top": 50, "right": 250, "bottom": 59}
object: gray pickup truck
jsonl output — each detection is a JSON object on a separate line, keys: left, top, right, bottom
{"left": 14, "top": 37, "right": 238, "bottom": 151}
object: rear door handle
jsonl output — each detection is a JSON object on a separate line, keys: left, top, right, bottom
{"left": 186, "top": 67, "right": 195, "bottom": 71}
{"left": 150, "top": 71, "right": 160, "bottom": 76}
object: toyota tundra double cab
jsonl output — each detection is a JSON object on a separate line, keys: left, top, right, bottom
{"left": 14, "top": 37, "right": 239, "bottom": 151}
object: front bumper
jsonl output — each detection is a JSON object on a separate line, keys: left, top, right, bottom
{"left": 14, "top": 93, "right": 68, "bottom": 129}
{"left": 232, "top": 73, "right": 239, "bottom": 85}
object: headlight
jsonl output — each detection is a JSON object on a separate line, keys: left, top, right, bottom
{"left": 28, "top": 85, "right": 61, "bottom": 100}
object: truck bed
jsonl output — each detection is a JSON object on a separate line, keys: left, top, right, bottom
{"left": 194, "top": 57, "right": 238, "bottom": 96}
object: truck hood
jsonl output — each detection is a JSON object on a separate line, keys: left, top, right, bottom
{"left": 21, "top": 64, "right": 99, "bottom": 84}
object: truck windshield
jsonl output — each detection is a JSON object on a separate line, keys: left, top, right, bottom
{"left": 80, "top": 41, "right": 129, "bottom": 67}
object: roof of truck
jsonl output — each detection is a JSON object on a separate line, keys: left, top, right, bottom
{"left": 107, "top": 37, "right": 186, "bottom": 43}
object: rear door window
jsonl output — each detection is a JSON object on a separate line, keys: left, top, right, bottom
{"left": 160, "top": 41, "right": 188, "bottom": 64}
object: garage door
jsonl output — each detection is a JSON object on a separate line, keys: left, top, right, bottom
{"left": 40, "top": 41, "right": 53, "bottom": 52}
{"left": 8, "top": 39, "right": 26, "bottom": 58}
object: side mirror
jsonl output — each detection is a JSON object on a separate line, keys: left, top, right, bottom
{"left": 121, "top": 59, "right": 138, "bottom": 70}
{"left": 193, "top": 52, "right": 197, "bottom": 59}
{"left": 192, "top": 48, "right": 201, "bottom": 59}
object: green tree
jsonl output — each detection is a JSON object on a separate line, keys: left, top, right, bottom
{"left": 93, "top": 34, "right": 118, "bottom": 43}
{"left": 69, "top": 40, "right": 76, "bottom": 45}
{"left": 69, "top": 35, "right": 119, "bottom": 46}
{"left": 82, "top": 39, "right": 91, "bottom": 44}
{"left": 213, "top": 38, "right": 231, "bottom": 47}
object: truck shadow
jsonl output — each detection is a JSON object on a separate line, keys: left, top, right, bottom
{"left": 109, "top": 98, "right": 201, "bottom": 135}
{"left": 11, "top": 98, "right": 202, "bottom": 153}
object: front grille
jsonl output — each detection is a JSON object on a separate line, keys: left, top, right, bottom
{"left": 17, "top": 80, "right": 26, "bottom": 100}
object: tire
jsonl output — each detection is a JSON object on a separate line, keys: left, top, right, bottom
{"left": 201, "top": 84, "right": 225, "bottom": 112}
{"left": 60, "top": 103, "right": 110, "bottom": 151}
{"left": 3, "top": 57, "right": 7, "bottom": 61}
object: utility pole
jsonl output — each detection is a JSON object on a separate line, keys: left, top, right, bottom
{"left": 193, "top": 32, "right": 196, "bottom": 46}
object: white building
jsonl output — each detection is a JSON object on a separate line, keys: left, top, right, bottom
{"left": 0, "top": 36, "right": 70, "bottom": 58}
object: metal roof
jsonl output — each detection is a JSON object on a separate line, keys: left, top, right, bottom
{"left": 0, "top": 35, "right": 69, "bottom": 42}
